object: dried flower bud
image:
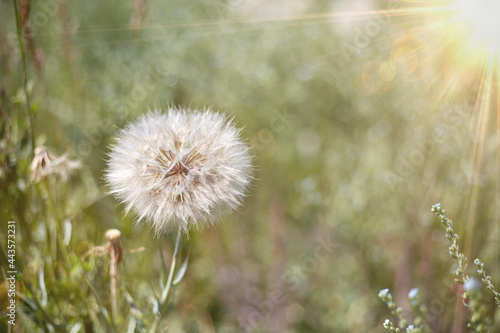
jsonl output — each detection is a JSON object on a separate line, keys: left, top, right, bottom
{"left": 105, "top": 229, "right": 122, "bottom": 243}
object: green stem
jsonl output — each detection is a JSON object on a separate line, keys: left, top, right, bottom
{"left": 160, "top": 229, "right": 181, "bottom": 304}
{"left": 40, "top": 181, "right": 69, "bottom": 266}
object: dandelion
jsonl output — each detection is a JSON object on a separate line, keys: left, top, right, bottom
{"left": 105, "top": 107, "right": 252, "bottom": 234}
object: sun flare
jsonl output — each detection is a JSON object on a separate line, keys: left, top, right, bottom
{"left": 454, "top": 0, "right": 500, "bottom": 52}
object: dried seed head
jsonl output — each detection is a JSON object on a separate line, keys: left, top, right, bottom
{"left": 104, "top": 229, "right": 124, "bottom": 265}
{"left": 105, "top": 108, "right": 252, "bottom": 234}
{"left": 30, "top": 146, "right": 81, "bottom": 183}
{"left": 105, "top": 229, "right": 122, "bottom": 242}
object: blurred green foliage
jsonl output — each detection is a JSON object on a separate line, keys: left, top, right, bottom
{"left": 1, "top": 0, "right": 500, "bottom": 332}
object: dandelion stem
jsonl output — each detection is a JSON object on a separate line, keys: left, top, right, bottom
{"left": 160, "top": 228, "right": 181, "bottom": 304}
{"left": 110, "top": 245, "right": 118, "bottom": 324}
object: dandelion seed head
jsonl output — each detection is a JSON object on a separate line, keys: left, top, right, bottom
{"left": 105, "top": 107, "right": 252, "bottom": 234}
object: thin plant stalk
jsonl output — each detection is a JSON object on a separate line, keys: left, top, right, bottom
{"left": 12, "top": 0, "right": 35, "bottom": 155}
{"left": 110, "top": 246, "right": 118, "bottom": 324}
{"left": 103, "top": 229, "right": 124, "bottom": 326}
{"left": 39, "top": 181, "right": 69, "bottom": 266}
{"left": 160, "top": 228, "right": 181, "bottom": 304}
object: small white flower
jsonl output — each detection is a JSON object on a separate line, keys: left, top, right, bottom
{"left": 379, "top": 289, "right": 390, "bottom": 298}
{"left": 408, "top": 288, "right": 419, "bottom": 299}
{"left": 105, "top": 107, "right": 252, "bottom": 234}
{"left": 464, "top": 277, "right": 481, "bottom": 291}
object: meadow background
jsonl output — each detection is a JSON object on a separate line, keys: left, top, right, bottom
{"left": 1, "top": 0, "right": 499, "bottom": 332}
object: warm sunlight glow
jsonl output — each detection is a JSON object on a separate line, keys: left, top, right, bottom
{"left": 455, "top": 0, "right": 500, "bottom": 50}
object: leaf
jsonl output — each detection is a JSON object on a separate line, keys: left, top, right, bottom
{"left": 63, "top": 219, "right": 72, "bottom": 246}
{"left": 158, "top": 239, "right": 168, "bottom": 288}
{"left": 152, "top": 297, "right": 159, "bottom": 316}
{"left": 126, "top": 316, "right": 136, "bottom": 333}
{"left": 70, "top": 322, "right": 82, "bottom": 333}
{"left": 39, "top": 264, "right": 47, "bottom": 307}
{"left": 160, "top": 286, "right": 181, "bottom": 317}
{"left": 173, "top": 252, "right": 189, "bottom": 285}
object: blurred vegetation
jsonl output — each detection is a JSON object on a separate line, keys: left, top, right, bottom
{"left": 1, "top": 0, "right": 500, "bottom": 332}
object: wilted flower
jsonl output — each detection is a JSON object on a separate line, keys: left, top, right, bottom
{"left": 105, "top": 108, "right": 252, "bottom": 234}
{"left": 30, "top": 146, "right": 81, "bottom": 183}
